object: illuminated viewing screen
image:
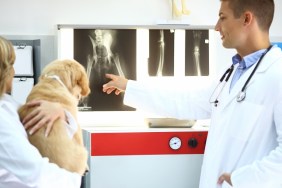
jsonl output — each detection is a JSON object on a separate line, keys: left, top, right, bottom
{"left": 58, "top": 27, "right": 212, "bottom": 112}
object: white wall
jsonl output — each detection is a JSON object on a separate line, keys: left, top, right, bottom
{"left": 271, "top": 0, "right": 282, "bottom": 37}
{"left": 0, "top": 0, "right": 220, "bottom": 35}
{"left": 0, "top": 0, "right": 281, "bottom": 73}
{"left": 0, "top": 0, "right": 281, "bottom": 36}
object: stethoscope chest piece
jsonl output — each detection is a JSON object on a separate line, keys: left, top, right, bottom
{"left": 237, "top": 91, "right": 246, "bottom": 102}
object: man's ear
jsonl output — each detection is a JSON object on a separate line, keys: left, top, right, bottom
{"left": 243, "top": 11, "right": 253, "bottom": 25}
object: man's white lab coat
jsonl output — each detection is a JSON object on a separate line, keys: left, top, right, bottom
{"left": 124, "top": 46, "right": 282, "bottom": 188}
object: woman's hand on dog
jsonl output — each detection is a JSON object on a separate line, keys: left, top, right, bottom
{"left": 22, "top": 100, "right": 66, "bottom": 137}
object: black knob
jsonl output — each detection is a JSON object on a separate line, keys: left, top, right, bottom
{"left": 188, "top": 138, "right": 198, "bottom": 148}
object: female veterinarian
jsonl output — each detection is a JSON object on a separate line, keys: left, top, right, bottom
{"left": 103, "top": 0, "right": 282, "bottom": 187}
{"left": 0, "top": 36, "right": 82, "bottom": 188}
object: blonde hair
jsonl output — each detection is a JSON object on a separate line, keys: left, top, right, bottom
{"left": 0, "top": 36, "right": 15, "bottom": 96}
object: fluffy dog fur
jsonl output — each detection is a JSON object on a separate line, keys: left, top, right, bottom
{"left": 18, "top": 59, "right": 90, "bottom": 175}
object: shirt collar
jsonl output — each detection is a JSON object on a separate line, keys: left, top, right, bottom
{"left": 232, "top": 49, "right": 267, "bottom": 69}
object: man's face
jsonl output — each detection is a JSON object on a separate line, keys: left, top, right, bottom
{"left": 214, "top": 1, "right": 245, "bottom": 49}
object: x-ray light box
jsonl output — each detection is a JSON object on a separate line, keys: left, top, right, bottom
{"left": 57, "top": 25, "right": 217, "bottom": 116}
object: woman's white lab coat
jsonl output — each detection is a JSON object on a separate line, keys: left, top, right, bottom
{"left": 124, "top": 46, "right": 282, "bottom": 188}
{"left": 0, "top": 94, "right": 81, "bottom": 188}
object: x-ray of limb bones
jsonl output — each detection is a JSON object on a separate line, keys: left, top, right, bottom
{"left": 149, "top": 29, "right": 174, "bottom": 76}
{"left": 193, "top": 30, "right": 202, "bottom": 76}
{"left": 156, "top": 30, "right": 165, "bottom": 76}
{"left": 86, "top": 48, "right": 94, "bottom": 80}
{"left": 112, "top": 54, "right": 125, "bottom": 77}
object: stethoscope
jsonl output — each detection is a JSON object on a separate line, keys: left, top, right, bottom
{"left": 209, "top": 45, "right": 273, "bottom": 107}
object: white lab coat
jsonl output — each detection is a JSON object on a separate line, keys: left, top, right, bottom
{"left": 0, "top": 94, "right": 81, "bottom": 188}
{"left": 124, "top": 46, "right": 282, "bottom": 188}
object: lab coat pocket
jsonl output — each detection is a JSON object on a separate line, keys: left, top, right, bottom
{"left": 227, "top": 101, "right": 263, "bottom": 141}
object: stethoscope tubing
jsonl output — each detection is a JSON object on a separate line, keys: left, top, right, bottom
{"left": 210, "top": 45, "right": 273, "bottom": 106}
{"left": 236, "top": 45, "right": 273, "bottom": 102}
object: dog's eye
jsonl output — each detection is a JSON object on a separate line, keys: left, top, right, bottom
{"left": 76, "top": 94, "right": 82, "bottom": 101}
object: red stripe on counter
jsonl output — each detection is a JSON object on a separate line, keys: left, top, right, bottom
{"left": 91, "top": 131, "right": 207, "bottom": 156}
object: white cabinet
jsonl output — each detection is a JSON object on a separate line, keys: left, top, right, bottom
{"left": 13, "top": 46, "right": 33, "bottom": 76}
{"left": 11, "top": 45, "right": 34, "bottom": 104}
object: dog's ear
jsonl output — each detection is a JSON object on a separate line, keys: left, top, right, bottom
{"left": 75, "top": 62, "right": 90, "bottom": 96}
{"left": 68, "top": 59, "right": 90, "bottom": 97}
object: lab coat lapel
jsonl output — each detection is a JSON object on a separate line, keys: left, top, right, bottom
{"left": 219, "top": 47, "right": 280, "bottom": 110}
{"left": 255, "top": 46, "right": 281, "bottom": 73}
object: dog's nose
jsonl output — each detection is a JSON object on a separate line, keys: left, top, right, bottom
{"left": 83, "top": 168, "right": 89, "bottom": 176}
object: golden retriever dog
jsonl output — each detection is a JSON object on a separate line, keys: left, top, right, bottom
{"left": 18, "top": 59, "right": 90, "bottom": 175}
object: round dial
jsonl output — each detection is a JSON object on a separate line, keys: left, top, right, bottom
{"left": 169, "top": 137, "right": 182, "bottom": 150}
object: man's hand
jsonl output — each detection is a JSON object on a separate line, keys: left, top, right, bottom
{"left": 102, "top": 74, "right": 128, "bottom": 95}
{"left": 218, "top": 173, "right": 232, "bottom": 186}
{"left": 22, "top": 100, "right": 65, "bottom": 137}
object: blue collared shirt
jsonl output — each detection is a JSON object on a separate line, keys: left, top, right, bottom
{"left": 229, "top": 49, "right": 267, "bottom": 92}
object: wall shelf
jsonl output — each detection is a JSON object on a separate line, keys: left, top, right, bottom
{"left": 57, "top": 24, "right": 214, "bottom": 30}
